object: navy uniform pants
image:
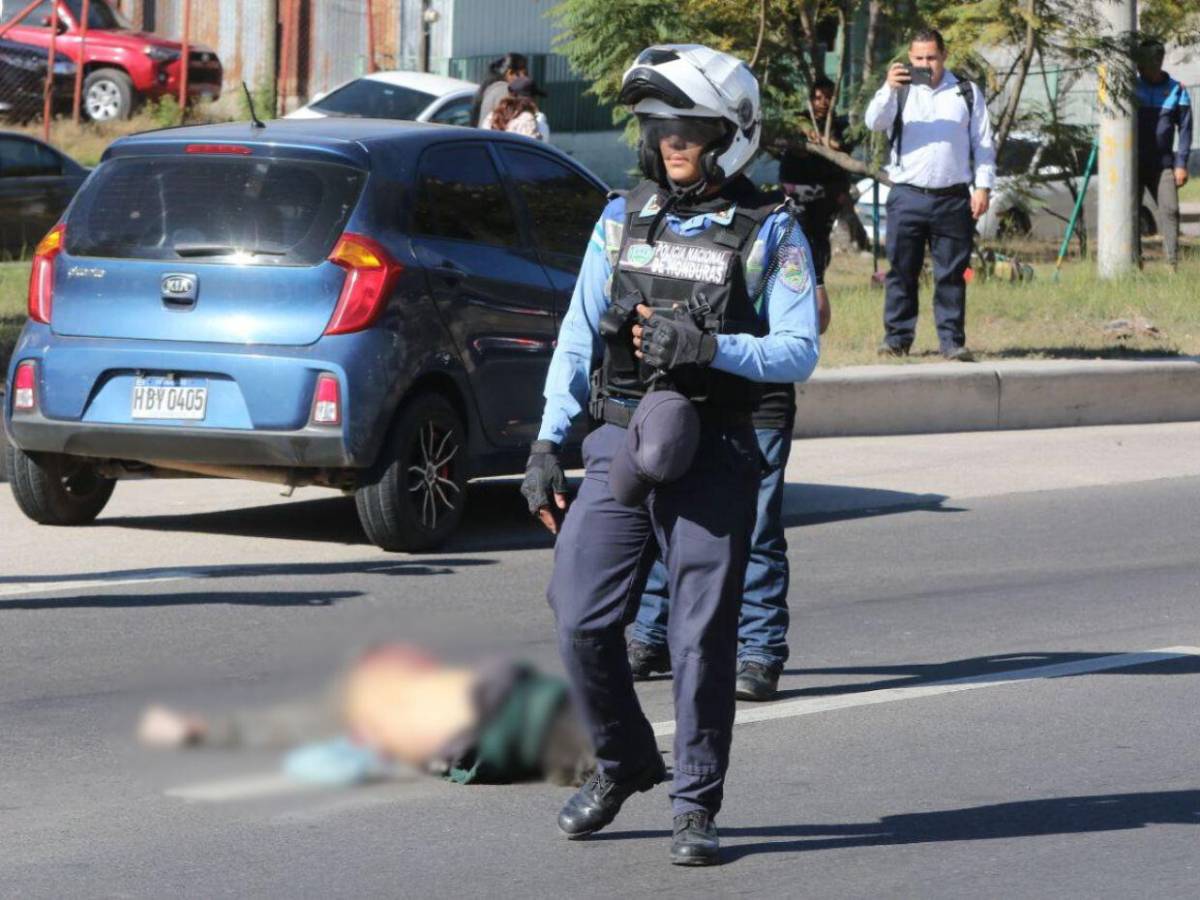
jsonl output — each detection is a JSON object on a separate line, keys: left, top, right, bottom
{"left": 547, "top": 420, "right": 759, "bottom": 817}
{"left": 883, "top": 183, "right": 974, "bottom": 351}
{"left": 631, "top": 423, "right": 794, "bottom": 671}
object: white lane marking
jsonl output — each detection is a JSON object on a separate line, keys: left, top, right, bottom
{"left": 168, "top": 645, "right": 1200, "bottom": 803}
{"left": 0, "top": 562, "right": 414, "bottom": 599}
{"left": 0, "top": 570, "right": 204, "bottom": 598}
{"left": 651, "top": 645, "right": 1200, "bottom": 737}
{"left": 167, "top": 773, "right": 325, "bottom": 802}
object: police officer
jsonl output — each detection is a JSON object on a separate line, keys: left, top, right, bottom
{"left": 520, "top": 44, "right": 820, "bottom": 866}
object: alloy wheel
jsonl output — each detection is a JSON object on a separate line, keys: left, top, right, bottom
{"left": 85, "top": 81, "right": 122, "bottom": 121}
{"left": 406, "top": 419, "right": 461, "bottom": 531}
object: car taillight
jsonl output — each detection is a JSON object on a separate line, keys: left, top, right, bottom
{"left": 185, "top": 144, "right": 253, "bottom": 155}
{"left": 13, "top": 361, "right": 36, "bottom": 412}
{"left": 28, "top": 224, "right": 65, "bottom": 324}
{"left": 324, "top": 234, "right": 404, "bottom": 335}
{"left": 311, "top": 373, "right": 341, "bottom": 426}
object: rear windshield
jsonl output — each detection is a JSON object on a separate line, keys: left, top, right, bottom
{"left": 310, "top": 79, "right": 435, "bottom": 120}
{"left": 66, "top": 155, "right": 366, "bottom": 266}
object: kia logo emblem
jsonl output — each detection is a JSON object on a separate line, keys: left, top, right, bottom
{"left": 161, "top": 273, "right": 198, "bottom": 301}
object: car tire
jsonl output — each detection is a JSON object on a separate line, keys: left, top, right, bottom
{"left": 355, "top": 392, "right": 468, "bottom": 552}
{"left": 7, "top": 447, "right": 115, "bottom": 526}
{"left": 83, "top": 68, "right": 135, "bottom": 122}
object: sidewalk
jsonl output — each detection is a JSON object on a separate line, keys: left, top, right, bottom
{"left": 782, "top": 420, "right": 1200, "bottom": 520}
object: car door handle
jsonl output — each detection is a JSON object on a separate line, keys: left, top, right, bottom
{"left": 431, "top": 260, "right": 466, "bottom": 283}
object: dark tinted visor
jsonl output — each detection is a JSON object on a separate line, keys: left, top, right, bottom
{"left": 640, "top": 116, "right": 729, "bottom": 149}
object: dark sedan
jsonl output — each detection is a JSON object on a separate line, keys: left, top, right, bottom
{"left": 0, "top": 131, "right": 87, "bottom": 257}
{"left": 0, "top": 37, "right": 77, "bottom": 121}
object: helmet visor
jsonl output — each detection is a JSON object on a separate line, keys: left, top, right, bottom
{"left": 639, "top": 116, "right": 729, "bottom": 151}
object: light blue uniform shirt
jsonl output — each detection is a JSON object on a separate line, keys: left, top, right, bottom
{"left": 537, "top": 192, "right": 821, "bottom": 445}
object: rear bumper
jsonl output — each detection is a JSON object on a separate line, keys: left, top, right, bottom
{"left": 7, "top": 409, "right": 353, "bottom": 469}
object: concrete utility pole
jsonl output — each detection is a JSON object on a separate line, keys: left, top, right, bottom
{"left": 1096, "top": 0, "right": 1138, "bottom": 278}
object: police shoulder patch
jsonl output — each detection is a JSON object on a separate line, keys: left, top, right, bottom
{"left": 777, "top": 244, "right": 812, "bottom": 294}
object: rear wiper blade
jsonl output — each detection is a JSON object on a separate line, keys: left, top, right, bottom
{"left": 174, "top": 244, "right": 287, "bottom": 258}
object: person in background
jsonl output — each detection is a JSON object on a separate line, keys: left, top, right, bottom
{"left": 483, "top": 76, "right": 550, "bottom": 142}
{"left": 864, "top": 28, "right": 995, "bottom": 362}
{"left": 779, "top": 75, "right": 852, "bottom": 327}
{"left": 472, "top": 52, "right": 529, "bottom": 128}
{"left": 1136, "top": 38, "right": 1192, "bottom": 271}
{"left": 628, "top": 79, "right": 841, "bottom": 701}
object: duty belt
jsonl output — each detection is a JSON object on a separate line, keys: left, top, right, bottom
{"left": 591, "top": 395, "right": 750, "bottom": 430}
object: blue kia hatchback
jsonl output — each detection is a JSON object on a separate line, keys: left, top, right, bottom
{"left": 3, "top": 118, "right": 607, "bottom": 549}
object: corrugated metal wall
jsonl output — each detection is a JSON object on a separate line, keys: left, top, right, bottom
{"left": 145, "top": 0, "right": 278, "bottom": 90}
{"left": 449, "top": 0, "right": 558, "bottom": 58}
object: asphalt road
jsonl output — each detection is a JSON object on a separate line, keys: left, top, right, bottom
{"left": 2, "top": 424, "right": 1199, "bottom": 898}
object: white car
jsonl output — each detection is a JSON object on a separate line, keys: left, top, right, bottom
{"left": 853, "top": 133, "right": 1154, "bottom": 243}
{"left": 286, "top": 71, "right": 477, "bottom": 126}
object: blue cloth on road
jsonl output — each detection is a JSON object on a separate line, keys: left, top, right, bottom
{"left": 283, "top": 737, "right": 388, "bottom": 786}
{"left": 632, "top": 423, "right": 794, "bottom": 669}
{"left": 536, "top": 194, "right": 820, "bottom": 445}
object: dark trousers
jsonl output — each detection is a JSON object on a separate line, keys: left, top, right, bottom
{"left": 632, "top": 423, "right": 793, "bottom": 670}
{"left": 884, "top": 184, "right": 974, "bottom": 350}
{"left": 795, "top": 196, "right": 838, "bottom": 280}
{"left": 1138, "top": 167, "right": 1181, "bottom": 266}
{"left": 547, "top": 421, "right": 759, "bottom": 817}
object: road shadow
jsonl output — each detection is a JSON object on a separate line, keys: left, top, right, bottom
{"left": 446, "top": 480, "right": 960, "bottom": 553}
{"left": 590, "top": 790, "right": 1200, "bottom": 860}
{"left": 0, "top": 558, "right": 497, "bottom": 589}
{"left": 774, "top": 651, "right": 1200, "bottom": 700}
{"left": 779, "top": 484, "right": 958, "bottom": 529}
{"left": 0, "top": 589, "right": 363, "bottom": 611}
{"left": 103, "top": 495, "right": 372, "bottom": 545}
{"left": 96, "top": 480, "right": 959, "bottom": 553}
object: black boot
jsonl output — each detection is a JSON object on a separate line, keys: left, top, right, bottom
{"left": 557, "top": 753, "right": 667, "bottom": 838}
{"left": 670, "top": 810, "right": 720, "bottom": 866}
{"left": 735, "top": 660, "right": 780, "bottom": 701}
{"left": 627, "top": 640, "right": 671, "bottom": 681}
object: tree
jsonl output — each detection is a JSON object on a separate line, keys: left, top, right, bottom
{"left": 550, "top": 0, "right": 909, "bottom": 180}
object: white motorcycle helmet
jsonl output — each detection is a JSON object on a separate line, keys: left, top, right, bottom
{"left": 618, "top": 44, "right": 761, "bottom": 194}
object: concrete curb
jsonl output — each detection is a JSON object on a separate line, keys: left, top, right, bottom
{"left": 794, "top": 357, "right": 1200, "bottom": 437}
{"left": 2, "top": 361, "right": 1198, "bottom": 481}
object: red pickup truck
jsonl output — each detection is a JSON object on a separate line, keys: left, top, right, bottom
{"left": 1, "top": 0, "right": 222, "bottom": 121}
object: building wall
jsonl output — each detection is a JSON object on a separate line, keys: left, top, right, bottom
{"left": 448, "top": 0, "right": 558, "bottom": 58}
{"left": 141, "top": 0, "right": 278, "bottom": 90}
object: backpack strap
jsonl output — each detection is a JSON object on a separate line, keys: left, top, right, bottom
{"left": 952, "top": 72, "right": 977, "bottom": 182}
{"left": 890, "top": 83, "right": 910, "bottom": 162}
{"left": 890, "top": 73, "right": 979, "bottom": 178}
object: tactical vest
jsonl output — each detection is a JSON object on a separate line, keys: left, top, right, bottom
{"left": 591, "top": 177, "right": 786, "bottom": 421}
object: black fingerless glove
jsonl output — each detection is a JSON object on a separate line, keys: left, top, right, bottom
{"left": 520, "top": 440, "right": 568, "bottom": 515}
{"left": 640, "top": 313, "right": 718, "bottom": 371}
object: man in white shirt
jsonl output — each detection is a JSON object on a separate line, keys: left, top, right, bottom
{"left": 865, "top": 28, "right": 996, "bottom": 361}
